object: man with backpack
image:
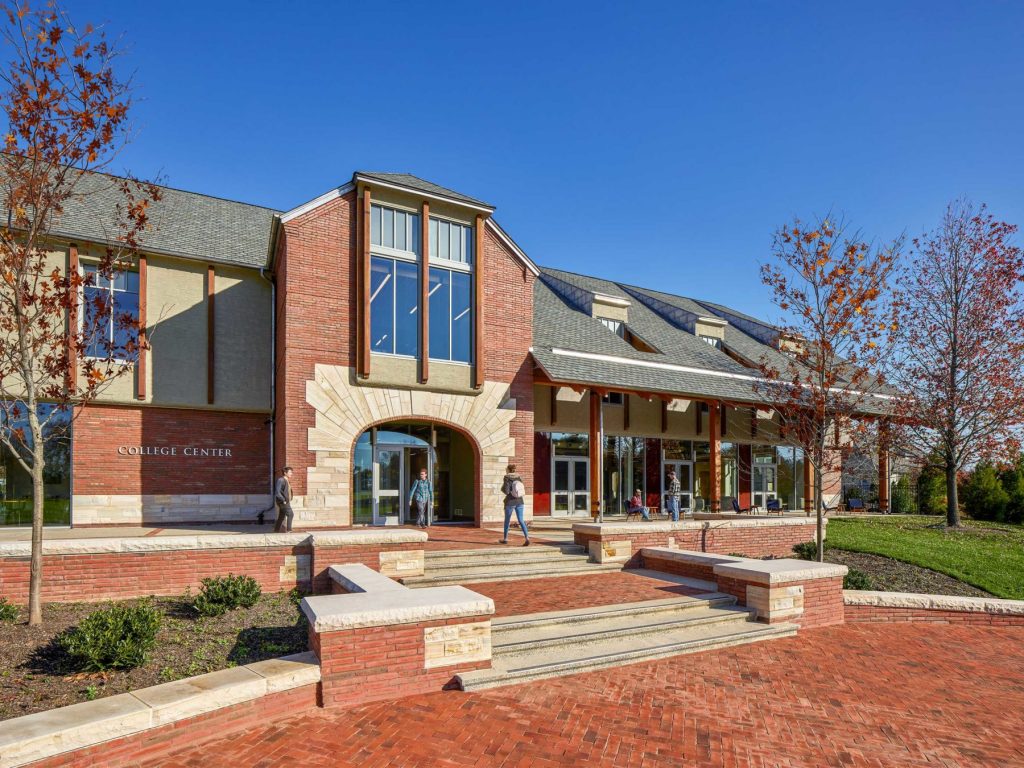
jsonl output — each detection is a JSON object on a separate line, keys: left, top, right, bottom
{"left": 500, "top": 463, "right": 530, "bottom": 546}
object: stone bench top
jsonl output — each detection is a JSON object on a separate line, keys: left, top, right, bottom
{"left": 328, "top": 563, "right": 407, "bottom": 593}
{"left": 713, "top": 558, "right": 848, "bottom": 585}
{"left": 843, "top": 590, "right": 1024, "bottom": 615}
{"left": 573, "top": 517, "right": 821, "bottom": 536}
{"left": 302, "top": 586, "right": 494, "bottom": 632}
{"left": 640, "top": 548, "right": 747, "bottom": 566}
{"left": 0, "top": 528, "right": 427, "bottom": 558}
{"left": 0, "top": 651, "right": 319, "bottom": 768}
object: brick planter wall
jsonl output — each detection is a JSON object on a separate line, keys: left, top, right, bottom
{"left": 311, "top": 616, "right": 490, "bottom": 708}
{"left": 23, "top": 683, "right": 319, "bottom": 768}
{"left": 844, "top": 592, "right": 1024, "bottom": 626}
{"left": 717, "top": 575, "right": 845, "bottom": 630}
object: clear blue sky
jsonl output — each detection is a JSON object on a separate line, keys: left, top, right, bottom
{"left": 86, "top": 1, "right": 1024, "bottom": 314}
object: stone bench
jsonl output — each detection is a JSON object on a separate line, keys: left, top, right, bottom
{"left": 328, "top": 563, "right": 409, "bottom": 594}
{"left": 639, "top": 548, "right": 746, "bottom": 582}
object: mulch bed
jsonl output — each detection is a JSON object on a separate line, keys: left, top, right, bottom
{"left": 0, "top": 591, "right": 308, "bottom": 722}
{"left": 824, "top": 549, "right": 994, "bottom": 597}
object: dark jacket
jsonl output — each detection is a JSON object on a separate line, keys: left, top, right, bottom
{"left": 502, "top": 473, "right": 525, "bottom": 505}
{"left": 275, "top": 475, "right": 293, "bottom": 507}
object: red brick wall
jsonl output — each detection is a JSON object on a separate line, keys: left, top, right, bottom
{"left": 640, "top": 553, "right": 717, "bottom": 582}
{"left": 575, "top": 521, "right": 817, "bottom": 565}
{"left": 716, "top": 575, "right": 845, "bottom": 629}
{"left": 844, "top": 604, "right": 1024, "bottom": 626}
{"left": 1, "top": 540, "right": 422, "bottom": 605}
{"left": 26, "top": 683, "right": 320, "bottom": 768}
{"left": 73, "top": 405, "right": 270, "bottom": 496}
{"left": 274, "top": 193, "right": 356, "bottom": 495}
{"left": 311, "top": 616, "right": 489, "bottom": 708}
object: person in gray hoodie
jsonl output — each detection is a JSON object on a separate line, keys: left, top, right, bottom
{"left": 273, "top": 467, "right": 294, "bottom": 533}
{"left": 500, "top": 463, "right": 530, "bottom": 546}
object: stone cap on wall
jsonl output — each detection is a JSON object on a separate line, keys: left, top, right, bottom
{"left": 302, "top": 585, "right": 494, "bottom": 632}
{"left": 713, "top": 558, "right": 847, "bottom": 585}
{"left": 0, "top": 528, "right": 428, "bottom": 558}
{"left": 0, "top": 652, "right": 319, "bottom": 768}
{"left": 640, "top": 548, "right": 746, "bottom": 567}
{"left": 573, "top": 516, "right": 823, "bottom": 536}
{"left": 328, "top": 563, "right": 409, "bottom": 593}
{"left": 844, "top": 590, "right": 1024, "bottom": 615}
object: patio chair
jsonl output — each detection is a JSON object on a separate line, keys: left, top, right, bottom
{"left": 765, "top": 499, "right": 784, "bottom": 516}
{"left": 731, "top": 498, "right": 754, "bottom": 515}
{"left": 847, "top": 498, "right": 865, "bottom": 514}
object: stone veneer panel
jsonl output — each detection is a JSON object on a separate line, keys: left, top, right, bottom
{"left": 72, "top": 494, "right": 272, "bottom": 526}
{"left": 297, "top": 364, "right": 524, "bottom": 526}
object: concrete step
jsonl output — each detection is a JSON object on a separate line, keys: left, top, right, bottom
{"left": 402, "top": 559, "right": 624, "bottom": 587}
{"left": 457, "top": 620, "right": 797, "bottom": 691}
{"left": 422, "top": 552, "right": 591, "bottom": 575}
{"left": 424, "top": 544, "right": 586, "bottom": 564}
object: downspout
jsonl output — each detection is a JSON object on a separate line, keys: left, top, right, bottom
{"left": 260, "top": 215, "right": 282, "bottom": 513}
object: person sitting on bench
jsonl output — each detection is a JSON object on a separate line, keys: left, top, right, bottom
{"left": 627, "top": 489, "right": 650, "bottom": 520}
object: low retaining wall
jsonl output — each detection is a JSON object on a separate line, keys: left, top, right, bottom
{"left": 0, "top": 530, "right": 427, "bottom": 605}
{"left": 642, "top": 548, "right": 847, "bottom": 629}
{"left": 844, "top": 591, "right": 1024, "bottom": 626}
{"left": 1, "top": 653, "right": 320, "bottom": 768}
{"left": 576, "top": 517, "right": 820, "bottom": 565}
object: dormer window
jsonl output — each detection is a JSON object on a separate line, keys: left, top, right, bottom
{"left": 700, "top": 335, "right": 722, "bottom": 350}
{"left": 600, "top": 318, "right": 623, "bottom": 337}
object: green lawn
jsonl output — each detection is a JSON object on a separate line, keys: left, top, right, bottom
{"left": 826, "top": 515, "right": 1024, "bottom": 599}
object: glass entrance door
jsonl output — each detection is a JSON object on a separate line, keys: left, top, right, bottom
{"left": 662, "top": 461, "right": 693, "bottom": 513}
{"left": 404, "top": 446, "right": 432, "bottom": 525}
{"left": 373, "top": 446, "right": 403, "bottom": 525}
{"left": 552, "top": 457, "right": 589, "bottom": 516}
{"left": 753, "top": 464, "right": 778, "bottom": 509}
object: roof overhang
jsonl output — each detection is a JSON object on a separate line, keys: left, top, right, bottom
{"left": 353, "top": 173, "right": 495, "bottom": 213}
{"left": 280, "top": 182, "right": 356, "bottom": 223}
{"left": 485, "top": 219, "right": 540, "bottom": 276}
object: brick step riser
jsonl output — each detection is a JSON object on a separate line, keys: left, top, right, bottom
{"left": 458, "top": 626, "right": 798, "bottom": 691}
{"left": 493, "top": 611, "right": 756, "bottom": 656}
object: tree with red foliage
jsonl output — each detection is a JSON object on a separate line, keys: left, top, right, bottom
{"left": 758, "top": 215, "right": 901, "bottom": 561}
{"left": 0, "top": 1, "right": 160, "bottom": 625}
{"left": 892, "top": 201, "right": 1024, "bottom": 528}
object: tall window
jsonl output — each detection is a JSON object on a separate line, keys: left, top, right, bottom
{"left": 370, "top": 203, "right": 421, "bottom": 357}
{"left": 428, "top": 216, "right": 473, "bottom": 364}
{"left": 82, "top": 264, "right": 139, "bottom": 360}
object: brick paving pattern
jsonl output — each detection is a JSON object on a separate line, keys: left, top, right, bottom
{"left": 472, "top": 571, "right": 708, "bottom": 617}
{"left": 151, "top": 623, "right": 1024, "bottom": 767}
{"left": 418, "top": 524, "right": 554, "bottom": 551}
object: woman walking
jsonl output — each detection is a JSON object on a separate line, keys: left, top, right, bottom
{"left": 500, "top": 463, "right": 530, "bottom": 546}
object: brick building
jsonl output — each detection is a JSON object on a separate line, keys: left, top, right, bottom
{"left": 1, "top": 170, "right": 892, "bottom": 529}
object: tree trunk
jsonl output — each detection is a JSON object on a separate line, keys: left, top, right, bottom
{"left": 815, "top": 465, "right": 825, "bottom": 563}
{"left": 945, "top": 461, "right": 961, "bottom": 528}
{"left": 28, "top": 443, "right": 46, "bottom": 626}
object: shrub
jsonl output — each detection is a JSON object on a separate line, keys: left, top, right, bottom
{"left": 792, "top": 541, "right": 819, "bottom": 561}
{"left": 843, "top": 568, "right": 874, "bottom": 591}
{"left": 890, "top": 475, "right": 914, "bottom": 516}
{"left": 192, "top": 574, "right": 262, "bottom": 617}
{"left": 917, "top": 464, "right": 947, "bottom": 515}
{"left": 0, "top": 597, "right": 18, "bottom": 623}
{"left": 58, "top": 602, "right": 161, "bottom": 671}
{"left": 999, "top": 460, "right": 1024, "bottom": 525}
{"left": 961, "top": 462, "right": 1010, "bottom": 522}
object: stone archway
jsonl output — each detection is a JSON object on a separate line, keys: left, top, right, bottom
{"left": 299, "top": 364, "right": 520, "bottom": 526}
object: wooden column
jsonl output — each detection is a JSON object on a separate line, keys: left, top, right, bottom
{"left": 207, "top": 264, "right": 215, "bottom": 404}
{"left": 549, "top": 386, "right": 558, "bottom": 426}
{"left": 708, "top": 401, "right": 721, "bottom": 512}
{"left": 473, "top": 214, "right": 485, "bottom": 389}
{"left": 67, "top": 244, "right": 79, "bottom": 394}
{"left": 419, "top": 201, "right": 430, "bottom": 383}
{"left": 803, "top": 458, "right": 814, "bottom": 514}
{"left": 136, "top": 256, "right": 147, "bottom": 400}
{"left": 589, "top": 390, "right": 601, "bottom": 519}
{"left": 358, "top": 188, "right": 372, "bottom": 378}
{"left": 878, "top": 422, "right": 890, "bottom": 513}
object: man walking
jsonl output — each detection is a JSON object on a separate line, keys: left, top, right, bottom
{"left": 274, "top": 467, "right": 294, "bottom": 533}
{"left": 408, "top": 467, "right": 433, "bottom": 528}
{"left": 666, "top": 469, "right": 681, "bottom": 522}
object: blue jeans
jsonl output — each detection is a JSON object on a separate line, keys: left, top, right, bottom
{"left": 503, "top": 502, "right": 528, "bottom": 541}
{"left": 666, "top": 497, "right": 679, "bottom": 521}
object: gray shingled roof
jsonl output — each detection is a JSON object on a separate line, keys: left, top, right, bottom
{"left": 51, "top": 170, "right": 280, "bottom": 269}
{"left": 356, "top": 171, "right": 493, "bottom": 209}
{"left": 534, "top": 266, "right": 893, "bottom": 413}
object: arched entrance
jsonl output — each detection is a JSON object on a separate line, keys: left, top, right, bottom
{"left": 352, "top": 421, "right": 477, "bottom": 525}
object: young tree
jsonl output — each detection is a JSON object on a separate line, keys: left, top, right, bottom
{"left": 892, "top": 201, "right": 1024, "bottom": 528}
{"left": 757, "top": 216, "right": 901, "bottom": 561}
{"left": 0, "top": 2, "right": 160, "bottom": 625}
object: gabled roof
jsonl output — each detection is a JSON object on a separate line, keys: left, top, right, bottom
{"left": 50, "top": 169, "right": 280, "bottom": 269}
{"left": 354, "top": 172, "right": 493, "bottom": 210}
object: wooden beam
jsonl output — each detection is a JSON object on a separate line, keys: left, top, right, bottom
{"left": 473, "top": 214, "right": 485, "bottom": 388}
{"left": 137, "top": 255, "right": 147, "bottom": 400}
{"left": 67, "top": 245, "right": 79, "bottom": 395}
{"left": 358, "top": 188, "right": 372, "bottom": 378}
{"left": 207, "top": 264, "right": 215, "bottom": 404}
{"left": 419, "top": 201, "right": 430, "bottom": 383}
{"left": 708, "top": 402, "right": 721, "bottom": 511}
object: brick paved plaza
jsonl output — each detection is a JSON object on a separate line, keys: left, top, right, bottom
{"left": 151, "top": 623, "right": 1024, "bottom": 768}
